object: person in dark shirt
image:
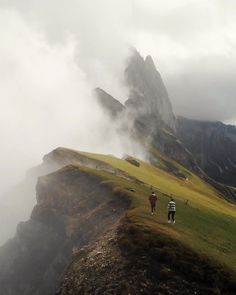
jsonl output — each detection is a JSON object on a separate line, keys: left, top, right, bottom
{"left": 149, "top": 192, "right": 157, "bottom": 215}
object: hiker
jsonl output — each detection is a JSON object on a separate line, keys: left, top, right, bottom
{"left": 168, "top": 198, "right": 176, "bottom": 224}
{"left": 149, "top": 192, "right": 157, "bottom": 215}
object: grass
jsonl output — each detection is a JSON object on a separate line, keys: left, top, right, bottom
{"left": 81, "top": 151, "right": 236, "bottom": 216}
{"left": 78, "top": 150, "right": 236, "bottom": 274}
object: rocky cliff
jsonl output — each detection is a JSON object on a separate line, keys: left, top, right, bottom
{"left": 95, "top": 88, "right": 125, "bottom": 118}
{"left": 0, "top": 154, "right": 65, "bottom": 246}
{"left": 95, "top": 50, "right": 199, "bottom": 175}
{"left": 125, "top": 50, "right": 176, "bottom": 131}
{"left": 1, "top": 148, "right": 236, "bottom": 295}
{"left": 0, "top": 152, "right": 128, "bottom": 295}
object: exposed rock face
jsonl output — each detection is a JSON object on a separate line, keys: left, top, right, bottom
{"left": 124, "top": 155, "right": 140, "bottom": 167}
{"left": 95, "top": 87, "right": 125, "bottom": 118}
{"left": 0, "top": 163, "right": 128, "bottom": 295}
{"left": 94, "top": 50, "right": 236, "bottom": 201}
{"left": 133, "top": 113, "right": 200, "bottom": 173}
{"left": 125, "top": 50, "right": 176, "bottom": 131}
{"left": 177, "top": 117, "right": 236, "bottom": 187}
{"left": 123, "top": 51, "right": 202, "bottom": 173}
{"left": 94, "top": 50, "right": 198, "bottom": 175}
{"left": 0, "top": 156, "right": 64, "bottom": 246}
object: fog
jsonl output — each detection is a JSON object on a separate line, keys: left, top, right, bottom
{"left": 1, "top": 0, "right": 235, "bottom": 122}
{"left": 1, "top": 0, "right": 236, "bottom": 244}
{"left": 0, "top": 6, "right": 140, "bottom": 245}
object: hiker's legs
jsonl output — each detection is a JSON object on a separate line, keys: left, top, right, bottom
{"left": 168, "top": 212, "right": 171, "bottom": 222}
{"left": 151, "top": 204, "right": 155, "bottom": 213}
{"left": 168, "top": 211, "right": 175, "bottom": 223}
{"left": 171, "top": 212, "right": 176, "bottom": 224}
{"left": 171, "top": 212, "right": 175, "bottom": 221}
{"left": 151, "top": 204, "right": 156, "bottom": 215}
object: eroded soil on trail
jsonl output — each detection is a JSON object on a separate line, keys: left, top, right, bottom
{"left": 58, "top": 228, "right": 164, "bottom": 295}
{"left": 57, "top": 220, "right": 236, "bottom": 295}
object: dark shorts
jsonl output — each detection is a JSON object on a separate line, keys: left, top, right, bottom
{"left": 150, "top": 203, "right": 156, "bottom": 211}
{"left": 168, "top": 211, "right": 175, "bottom": 220}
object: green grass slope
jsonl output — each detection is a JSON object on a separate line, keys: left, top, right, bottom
{"left": 78, "top": 150, "right": 236, "bottom": 274}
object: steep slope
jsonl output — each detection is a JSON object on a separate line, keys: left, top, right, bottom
{"left": 95, "top": 87, "right": 125, "bottom": 118}
{"left": 0, "top": 163, "right": 128, "bottom": 295}
{"left": 0, "top": 147, "right": 236, "bottom": 295}
{"left": 95, "top": 50, "right": 236, "bottom": 201}
{"left": 95, "top": 50, "right": 200, "bottom": 174}
{"left": 177, "top": 117, "right": 236, "bottom": 187}
{"left": 58, "top": 222, "right": 236, "bottom": 295}
{"left": 80, "top": 150, "right": 236, "bottom": 270}
{"left": 55, "top": 148, "right": 236, "bottom": 294}
{"left": 0, "top": 154, "right": 64, "bottom": 246}
{"left": 123, "top": 51, "right": 198, "bottom": 171}
{"left": 125, "top": 50, "right": 176, "bottom": 131}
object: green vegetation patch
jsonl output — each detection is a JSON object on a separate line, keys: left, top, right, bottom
{"left": 55, "top": 148, "right": 236, "bottom": 277}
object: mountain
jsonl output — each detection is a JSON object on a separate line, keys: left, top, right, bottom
{"left": 124, "top": 50, "right": 176, "bottom": 131}
{"left": 177, "top": 117, "right": 236, "bottom": 187}
{"left": 95, "top": 50, "right": 236, "bottom": 201}
{"left": 95, "top": 87, "right": 125, "bottom": 118}
{"left": 0, "top": 148, "right": 129, "bottom": 295}
{"left": 0, "top": 148, "right": 236, "bottom": 295}
{"left": 0, "top": 154, "right": 65, "bottom": 246}
{"left": 96, "top": 50, "right": 200, "bottom": 174}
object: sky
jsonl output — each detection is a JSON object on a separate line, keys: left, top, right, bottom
{"left": 0, "top": 0, "right": 236, "bottom": 243}
{"left": 1, "top": 1, "right": 236, "bottom": 121}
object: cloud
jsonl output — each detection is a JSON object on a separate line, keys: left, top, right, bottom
{"left": 131, "top": 0, "right": 236, "bottom": 122}
{"left": 2, "top": 1, "right": 236, "bottom": 123}
{"left": 0, "top": 7, "right": 144, "bottom": 244}
{"left": 165, "top": 55, "right": 236, "bottom": 121}
{"left": 0, "top": 0, "right": 133, "bottom": 101}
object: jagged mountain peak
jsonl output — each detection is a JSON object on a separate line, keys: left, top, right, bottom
{"left": 144, "top": 54, "right": 156, "bottom": 70}
{"left": 125, "top": 49, "right": 176, "bottom": 130}
{"left": 94, "top": 49, "right": 236, "bottom": 194}
{"left": 128, "top": 48, "right": 155, "bottom": 67}
{"left": 94, "top": 49, "right": 175, "bottom": 130}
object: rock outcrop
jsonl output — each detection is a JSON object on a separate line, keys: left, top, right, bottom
{"left": 95, "top": 88, "right": 125, "bottom": 118}
{"left": 95, "top": 50, "right": 200, "bottom": 175}
{"left": 125, "top": 50, "right": 176, "bottom": 131}
{"left": 95, "top": 50, "right": 236, "bottom": 201}
{"left": 0, "top": 161, "right": 128, "bottom": 295}
{"left": 0, "top": 154, "right": 65, "bottom": 246}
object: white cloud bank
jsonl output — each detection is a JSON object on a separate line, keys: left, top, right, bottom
{"left": 0, "top": 8, "right": 143, "bottom": 244}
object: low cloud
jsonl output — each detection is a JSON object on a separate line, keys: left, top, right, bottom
{"left": 165, "top": 55, "right": 236, "bottom": 122}
{"left": 0, "top": 7, "right": 143, "bottom": 244}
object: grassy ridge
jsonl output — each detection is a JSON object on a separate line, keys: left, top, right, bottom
{"left": 82, "top": 152, "right": 236, "bottom": 216}
{"left": 81, "top": 151, "right": 236, "bottom": 273}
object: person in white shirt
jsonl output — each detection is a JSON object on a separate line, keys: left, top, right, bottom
{"left": 168, "top": 198, "right": 176, "bottom": 224}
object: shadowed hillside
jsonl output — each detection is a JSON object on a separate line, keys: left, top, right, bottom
{"left": 0, "top": 147, "right": 235, "bottom": 294}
